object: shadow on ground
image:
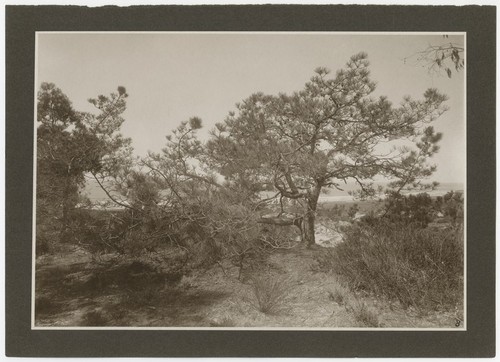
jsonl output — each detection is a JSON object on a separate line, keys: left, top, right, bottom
{"left": 35, "top": 250, "right": 229, "bottom": 327}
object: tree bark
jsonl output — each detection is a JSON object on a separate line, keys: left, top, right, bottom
{"left": 303, "top": 184, "right": 322, "bottom": 247}
{"left": 303, "top": 210, "right": 315, "bottom": 247}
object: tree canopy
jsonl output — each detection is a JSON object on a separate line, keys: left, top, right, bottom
{"left": 203, "top": 53, "right": 448, "bottom": 245}
{"left": 36, "top": 82, "right": 132, "bottom": 243}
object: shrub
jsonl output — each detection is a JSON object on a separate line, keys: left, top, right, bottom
{"left": 383, "top": 192, "right": 434, "bottom": 227}
{"left": 347, "top": 204, "right": 359, "bottom": 219}
{"left": 320, "top": 221, "right": 463, "bottom": 311}
{"left": 442, "top": 191, "right": 464, "bottom": 225}
{"left": 249, "top": 274, "right": 293, "bottom": 314}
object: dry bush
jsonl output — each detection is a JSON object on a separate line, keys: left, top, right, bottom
{"left": 54, "top": 174, "right": 299, "bottom": 312}
{"left": 318, "top": 221, "right": 464, "bottom": 312}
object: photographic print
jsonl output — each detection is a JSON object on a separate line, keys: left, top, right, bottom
{"left": 33, "top": 32, "right": 466, "bottom": 330}
{"left": 5, "top": 4, "right": 495, "bottom": 357}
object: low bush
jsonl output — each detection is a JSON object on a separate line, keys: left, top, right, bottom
{"left": 383, "top": 192, "right": 434, "bottom": 227}
{"left": 319, "top": 221, "right": 463, "bottom": 311}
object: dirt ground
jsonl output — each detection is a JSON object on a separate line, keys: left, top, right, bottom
{"left": 35, "top": 240, "right": 461, "bottom": 329}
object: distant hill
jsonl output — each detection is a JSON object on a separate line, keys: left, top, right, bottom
{"left": 82, "top": 177, "right": 463, "bottom": 203}
{"left": 322, "top": 181, "right": 463, "bottom": 197}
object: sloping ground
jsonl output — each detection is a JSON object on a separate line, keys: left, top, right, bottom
{"left": 200, "top": 247, "right": 358, "bottom": 328}
{"left": 199, "top": 246, "right": 460, "bottom": 328}
{"left": 35, "top": 243, "right": 460, "bottom": 328}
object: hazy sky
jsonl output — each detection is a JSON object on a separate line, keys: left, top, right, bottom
{"left": 36, "top": 32, "right": 465, "bottom": 183}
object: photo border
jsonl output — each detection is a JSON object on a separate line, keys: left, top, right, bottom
{"left": 5, "top": 4, "right": 496, "bottom": 357}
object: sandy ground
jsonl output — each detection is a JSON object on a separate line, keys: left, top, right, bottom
{"left": 35, "top": 237, "right": 461, "bottom": 329}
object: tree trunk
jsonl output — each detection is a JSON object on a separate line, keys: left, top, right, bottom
{"left": 303, "top": 210, "right": 316, "bottom": 247}
{"left": 303, "top": 184, "right": 322, "bottom": 247}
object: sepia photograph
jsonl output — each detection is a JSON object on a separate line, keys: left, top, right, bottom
{"left": 6, "top": 4, "right": 497, "bottom": 357}
{"left": 33, "top": 31, "right": 466, "bottom": 330}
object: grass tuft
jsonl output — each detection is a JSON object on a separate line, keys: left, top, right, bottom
{"left": 328, "top": 284, "right": 349, "bottom": 306}
{"left": 249, "top": 274, "right": 293, "bottom": 315}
